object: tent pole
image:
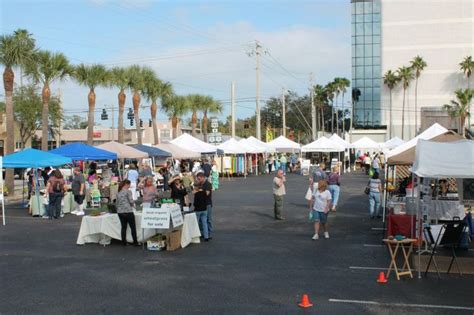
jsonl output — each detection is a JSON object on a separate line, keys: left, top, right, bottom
{"left": 35, "top": 169, "right": 42, "bottom": 219}
{"left": 382, "top": 166, "right": 388, "bottom": 223}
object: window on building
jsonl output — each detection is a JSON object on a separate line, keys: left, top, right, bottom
{"left": 15, "top": 142, "right": 23, "bottom": 150}
{"left": 159, "top": 129, "right": 171, "bottom": 141}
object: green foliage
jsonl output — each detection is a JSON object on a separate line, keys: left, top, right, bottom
{"left": 459, "top": 55, "right": 473, "bottom": 79}
{"left": 410, "top": 55, "right": 427, "bottom": 78}
{"left": 443, "top": 89, "right": 473, "bottom": 119}
{"left": 0, "top": 29, "right": 36, "bottom": 68}
{"left": 383, "top": 70, "right": 400, "bottom": 89}
{"left": 63, "top": 115, "right": 87, "bottom": 129}
{"left": 110, "top": 66, "right": 132, "bottom": 90}
{"left": 397, "top": 66, "right": 414, "bottom": 89}
{"left": 162, "top": 94, "right": 189, "bottom": 118}
{"left": 74, "top": 64, "right": 109, "bottom": 89}
{"left": 24, "top": 50, "right": 72, "bottom": 85}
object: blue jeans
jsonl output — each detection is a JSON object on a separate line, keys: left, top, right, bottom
{"left": 206, "top": 204, "right": 213, "bottom": 237}
{"left": 328, "top": 185, "right": 340, "bottom": 207}
{"left": 369, "top": 191, "right": 380, "bottom": 217}
{"left": 195, "top": 210, "right": 209, "bottom": 239}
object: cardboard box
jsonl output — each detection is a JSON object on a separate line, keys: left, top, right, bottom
{"left": 166, "top": 229, "right": 182, "bottom": 251}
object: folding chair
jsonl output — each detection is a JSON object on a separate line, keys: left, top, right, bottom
{"left": 423, "top": 226, "right": 441, "bottom": 278}
{"left": 424, "top": 219, "right": 466, "bottom": 277}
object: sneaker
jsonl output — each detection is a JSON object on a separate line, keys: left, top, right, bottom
{"left": 324, "top": 232, "right": 330, "bottom": 239}
{"left": 42, "top": 215, "right": 49, "bottom": 219}
{"left": 71, "top": 210, "right": 78, "bottom": 215}
{"left": 312, "top": 234, "right": 319, "bottom": 240}
{"left": 76, "top": 211, "right": 85, "bottom": 216}
{"left": 60, "top": 214, "right": 65, "bottom": 218}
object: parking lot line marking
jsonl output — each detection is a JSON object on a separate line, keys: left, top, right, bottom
{"left": 349, "top": 266, "right": 386, "bottom": 270}
{"left": 363, "top": 244, "right": 384, "bottom": 247}
{"left": 371, "top": 227, "right": 386, "bottom": 230}
{"left": 328, "top": 299, "right": 474, "bottom": 311}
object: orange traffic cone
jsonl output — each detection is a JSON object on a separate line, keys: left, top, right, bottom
{"left": 298, "top": 294, "right": 313, "bottom": 308}
{"left": 377, "top": 272, "right": 388, "bottom": 283}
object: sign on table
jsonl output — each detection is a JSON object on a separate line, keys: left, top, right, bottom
{"left": 141, "top": 207, "right": 170, "bottom": 229}
{"left": 169, "top": 205, "right": 184, "bottom": 227}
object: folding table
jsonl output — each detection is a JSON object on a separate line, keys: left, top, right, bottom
{"left": 383, "top": 238, "right": 417, "bottom": 280}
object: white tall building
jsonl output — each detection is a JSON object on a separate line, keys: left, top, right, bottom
{"left": 351, "top": 0, "right": 473, "bottom": 141}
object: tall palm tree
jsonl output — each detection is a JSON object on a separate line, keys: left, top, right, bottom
{"left": 314, "top": 84, "right": 327, "bottom": 132}
{"left": 129, "top": 65, "right": 153, "bottom": 144}
{"left": 383, "top": 70, "right": 400, "bottom": 138}
{"left": 339, "top": 77, "right": 350, "bottom": 135}
{"left": 24, "top": 50, "right": 72, "bottom": 150}
{"left": 325, "top": 82, "right": 336, "bottom": 133}
{"left": 410, "top": 55, "right": 427, "bottom": 134}
{"left": 74, "top": 64, "right": 110, "bottom": 145}
{"left": 187, "top": 94, "right": 207, "bottom": 137}
{"left": 459, "top": 56, "right": 473, "bottom": 127}
{"left": 200, "top": 96, "right": 223, "bottom": 142}
{"left": 162, "top": 94, "right": 189, "bottom": 139}
{"left": 143, "top": 74, "right": 170, "bottom": 145}
{"left": 110, "top": 66, "right": 131, "bottom": 144}
{"left": 0, "top": 29, "right": 35, "bottom": 194}
{"left": 397, "top": 66, "right": 414, "bottom": 139}
{"left": 443, "top": 88, "right": 473, "bottom": 137}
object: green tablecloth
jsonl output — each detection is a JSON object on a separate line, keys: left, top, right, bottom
{"left": 29, "top": 194, "right": 46, "bottom": 216}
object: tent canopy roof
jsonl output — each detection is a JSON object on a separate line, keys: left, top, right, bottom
{"left": 386, "top": 123, "right": 448, "bottom": 159}
{"left": 352, "top": 136, "right": 381, "bottom": 150}
{"left": 239, "top": 138, "right": 264, "bottom": 153}
{"left": 170, "top": 133, "right": 217, "bottom": 154}
{"left": 302, "top": 136, "right": 345, "bottom": 152}
{"left": 2, "top": 148, "right": 72, "bottom": 168}
{"left": 217, "top": 138, "right": 248, "bottom": 154}
{"left": 154, "top": 142, "right": 200, "bottom": 159}
{"left": 49, "top": 142, "right": 117, "bottom": 161}
{"left": 384, "top": 137, "right": 405, "bottom": 149}
{"left": 245, "top": 136, "right": 275, "bottom": 153}
{"left": 329, "top": 134, "right": 354, "bottom": 148}
{"left": 133, "top": 144, "right": 171, "bottom": 158}
{"left": 96, "top": 141, "right": 148, "bottom": 159}
{"left": 412, "top": 139, "right": 474, "bottom": 178}
{"left": 267, "top": 136, "right": 300, "bottom": 152}
{"left": 387, "top": 131, "right": 463, "bottom": 165}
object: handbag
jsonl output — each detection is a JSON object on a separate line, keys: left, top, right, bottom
{"left": 305, "top": 187, "right": 313, "bottom": 201}
{"left": 364, "top": 186, "right": 370, "bottom": 195}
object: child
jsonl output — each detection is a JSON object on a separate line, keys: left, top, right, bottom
{"left": 310, "top": 179, "right": 332, "bottom": 240}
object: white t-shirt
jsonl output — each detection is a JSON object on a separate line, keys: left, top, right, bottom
{"left": 312, "top": 189, "right": 332, "bottom": 212}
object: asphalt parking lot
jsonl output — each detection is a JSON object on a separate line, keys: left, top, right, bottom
{"left": 1, "top": 171, "right": 473, "bottom": 314}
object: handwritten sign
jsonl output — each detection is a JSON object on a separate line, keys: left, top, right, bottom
{"left": 141, "top": 207, "right": 170, "bottom": 229}
{"left": 223, "top": 156, "right": 231, "bottom": 170}
{"left": 168, "top": 204, "right": 184, "bottom": 227}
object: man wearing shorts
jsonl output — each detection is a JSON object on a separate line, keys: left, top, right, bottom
{"left": 71, "top": 167, "right": 85, "bottom": 216}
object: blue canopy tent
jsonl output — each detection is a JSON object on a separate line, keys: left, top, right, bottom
{"left": 49, "top": 143, "right": 117, "bottom": 161}
{"left": 132, "top": 144, "right": 172, "bottom": 158}
{"left": 1, "top": 149, "right": 73, "bottom": 225}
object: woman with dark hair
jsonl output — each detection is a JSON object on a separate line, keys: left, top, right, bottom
{"left": 368, "top": 172, "right": 383, "bottom": 219}
{"left": 46, "top": 169, "right": 65, "bottom": 219}
{"left": 116, "top": 179, "right": 139, "bottom": 246}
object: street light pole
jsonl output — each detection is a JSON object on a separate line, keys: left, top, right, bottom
{"left": 281, "top": 88, "right": 286, "bottom": 137}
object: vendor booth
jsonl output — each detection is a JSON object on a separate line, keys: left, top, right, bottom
{"left": 301, "top": 137, "right": 345, "bottom": 174}
{"left": 96, "top": 141, "right": 149, "bottom": 159}
{"left": 154, "top": 142, "right": 201, "bottom": 159}
{"left": 245, "top": 136, "right": 275, "bottom": 153}
{"left": 49, "top": 143, "right": 117, "bottom": 161}
{"left": 133, "top": 144, "right": 171, "bottom": 158}
{"left": 267, "top": 136, "right": 301, "bottom": 153}
{"left": 171, "top": 133, "right": 218, "bottom": 154}
{"left": 411, "top": 139, "right": 474, "bottom": 278}
{"left": 216, "top": 138, "right": 249, "bottom": 175}
{"left": 1, "top": 149, "right": 72, "bottom": 224}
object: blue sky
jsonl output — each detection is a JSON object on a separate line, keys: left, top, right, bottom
{"left": 1, "top": 0, "right": 351, "bottom": 126}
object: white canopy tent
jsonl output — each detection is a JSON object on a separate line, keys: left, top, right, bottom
{"left": 352, "top": 136, "right": 381, "bottom": 150}
{"left": 239, "top": 138, "right": 264, "bottom": 154}
{"left": 245, "top": 136, "right": 275, "bottom": 153}
{"left": 383, "top": 137, "right": 405, "bottom": 150}
{"left": 412, "top": 139, "right": 474, "bottom": 178}
{"left": 301, "top": 136, "right": 345, "bottom": 152}
{"left": 386, "top": 123, "right": 448, "bottom": 159}
{"left": 329, "top": 134, "right": 354, "bottom": 149}
{"left": 217, "top": 138, "right": 248, "bottom": 154}
{"left": 267, "top": 136, "right": 301, "bottom": 153}
{"left": 154, "top": 142, "right": 200, "bottom": 159}
{"left": 171, "top": 133, "right": 218, "bottom": 154}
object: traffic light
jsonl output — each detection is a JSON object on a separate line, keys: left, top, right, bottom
{"left": 127, "top": 108, "right": 134, "bottom": 120}
{"left": 140, "top": 119, "right": 143, "bottom": 127}
{"left": 101, "top": 108, "right": 108, "bottom": 120}
{"left": 148, "top": 119, "right": 152, "bottom": 127}
{"left": 130, "top": 118, "right": 134, "bottom": 126}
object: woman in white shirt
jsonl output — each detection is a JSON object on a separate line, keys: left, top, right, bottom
{"left": 310, "top": 180, "right": 332, "bottom": 240}
{"left": 125, "top": 164, "right": 139, "bottom": 201}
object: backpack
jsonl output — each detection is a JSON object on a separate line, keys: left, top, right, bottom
{"left": 52, "top": 180, "right": 63, "bottom": 193}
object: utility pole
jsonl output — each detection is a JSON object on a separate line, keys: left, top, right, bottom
{"left": 231, "top": 81, "right": 236, "bottom": 138}
{"left": 310, "top": 73, "right": 316, "bottom": 140}
{"left": 281, "top": 88, "right": 286, "bottom": 137}
{"left": 248, "top": 40, "right": 262, "bottom": 140}
{"left": 56, "top": 88, "right": 62, "bottom": 148}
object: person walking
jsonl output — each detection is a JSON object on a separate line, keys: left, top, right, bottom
{"left": 363, "top": 153, "right": 371, "bottom": 175}
{"left": 116, "top": 179, "right": 139, "bottom": 246}
{"left": 71, "top": 167, "right": 86, "bottom": 216}
{"left": 211, "top": 160, "right": 219, "bottom": 190}
{"left": 311, "top": 162, "right": 327, "bottom": 191}
{"left": 268, "top": 155, "right": 274, "bottom": 173}
{"left": 372, "top": 154, "right": 380, "bottom": 175}
{"left": 125, "top": 164, "right": 139, "bottom": 201}
{"left": 327, "top": 166, "right": 341, "bottom": 212}
{"left": 310, "top": 180, "right": 332, "bottom": 239}
{"left": 193, "top": 172, "right": 211, "bottom": 241}
{"left": 280, "top": 154, "right": 287, "bottom": 174}
{"left": 272, "top": 169, "right": 286, "bottom": 220}
{"left": 45, "top": 170, "right": 65, "bottom": 219}
{"left": 368, "top": 172, "right": 383, "bottom": 219}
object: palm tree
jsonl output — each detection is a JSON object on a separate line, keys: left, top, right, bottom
{"left": 24, "top": 50, "right": 72, "bottom": 150}
{"left": 459, "top": 56, "right": 473, "bottom": 128}
{"left": 0, "top": 29, "right": 35, "bottom": 194}
{"left": 187, "top": 94, "right": 207, "bottom": 137}
{"left": 162, "top": 94, "right": 189, "bottom": 139}
{"left": 383, "top": 70, "right": 400, "bottom": 138}
{"left": 339, "top": 78, "right": 350, "bottom": 135}
{"left": 200, "top": 96, "right": 223, "bottom": 142}
{"left": 443, "top": 88, "right": 473, "bottom": 137}
{"left": 143, "top": 74, "right": 172, "bottom": 145}
{"left": 410, "top": 55, "right": 427, "bottom": 134}
{"left": 397, "top": 66, "right": 414, "bottom": 139}
{"left": 313, "top": 84, "right": 327, "bottom": 132}
{"left": 74, "top": 64, "right": 110, "bottom": 145}
{"left": 129, "top": 65, "right": 153, "bottom": 144}
{"left": 325, "top": 82, "right": 336, "bottom": 133}
{"left": 110, "top": 67, "right": 131, "bottom": 144}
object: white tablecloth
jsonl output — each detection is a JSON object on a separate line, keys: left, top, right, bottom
{"left": 76, "top": 212, "right": 156, "bottom": 245}
{"left": 76, "top": 211, "right": 201, "bottom": 247}
{"left": 431, "top": 200, "right": 465, "bottom": 220}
